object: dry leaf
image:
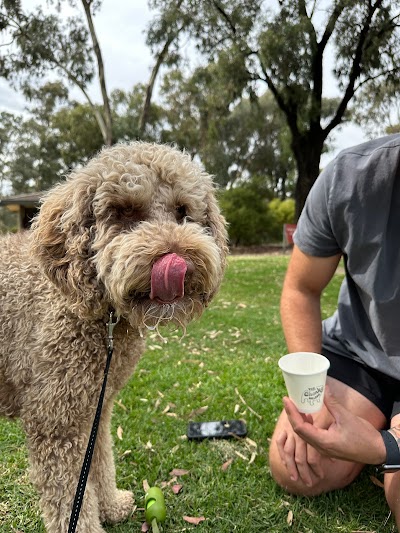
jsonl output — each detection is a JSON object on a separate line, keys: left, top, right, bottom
{"left": 141, "top": 521, "right": 150, "bottom": 532}
{"left": 183, "top": 516, "right": 206, "bottom": 525}
{"left": 234, "top": 451, "right": 248, "bottom": 461}
{"left": 245, "top": 437, "right": 257, "bottom": 448}
{"left": 115, "top": 399, "right": 127, "bottom": 411}
{"left": 120, "top": 449, "right": 132, "bottom": 458}
{"left": 117, "top": 426, "right": 123, "bottom": 440}
{"left": 248, "top": 451, "right": 257, "bottom": 464}
{"left": 188, "top": 405, "right": 208, "bottom": 418}
{"left": 221, "top": 458, "right": 234, "bottom": 471}
{"left": 142, "top": 479, "right": 150, "bottom": 492}
{"left": 370, "top": 475, "right": 384, "bottom": 489}
{"left": 170, "top": 468, "right": 190, "bottom": 477}
{"left": 172, "top": 484, "right": 183, "bottom": 494}
{"left": 287, "top": 510, "right": 293, "bottom": 526}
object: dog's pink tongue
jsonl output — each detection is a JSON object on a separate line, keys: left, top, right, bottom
{"left": 150, "top": 253, "right": 188, "bottom": 302}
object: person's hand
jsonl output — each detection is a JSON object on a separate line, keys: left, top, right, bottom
{"left": 276, "top": 401, "right": 335, "bottom": 487}
{"left": 283, "top": 388, "right": 386, "bottom": 466}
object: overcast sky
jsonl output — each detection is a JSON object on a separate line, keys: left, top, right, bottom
{"left": 0, "top": 0, "right": 368, "bottom": 164}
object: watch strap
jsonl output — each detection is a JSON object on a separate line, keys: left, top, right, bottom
{"left": 378, "top": 429, "right": 400, "bottom": 473}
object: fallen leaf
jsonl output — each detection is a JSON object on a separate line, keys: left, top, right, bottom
{"left": 287, "top": 510, "right": 293, "bottom": 525}
{"left": 370, "top": 475, "right": 384, "bottom": 489}
{"left": 141, "top": 521, "right": 150, "bottom": 532}
{"left": 183, "top": 516, "right": 206, "bottom": 525}
{"left": 117, "top": 426, "right": 123, "bottom": 440}
{"left": 221, "top": 458, "right": 234, "bottom": 471}
{"left": 115, "top": 399, "right": 127, "bottom": 411}
{"left": 188, "top": 405, "right": 208, "bottom": 418}
{"left": 248, "top": 451, "right": 257, "bottom": 464}
{"left": 172, "top": 484, "right": 183, "bottom": 494}
{"left": 120, "top": 449, "right": 132, "bottom": 458}
{"left": 234, "top": 450, "right": 248, "bottom": 461}
{"left": 170, "top": 468, "right": 190, "bottom": 477}
{"left": 142, "top": 479, "right": 150, "bottom": 492}
{"left": 245, "top": 437, "right": 257, "bottom": 449}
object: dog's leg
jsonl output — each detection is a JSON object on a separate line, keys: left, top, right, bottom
{"left": 91, "top": 398, "right": 134, "bottom": 524}
{"left": 23, "top": 418, "right": 107, "bottom": 533}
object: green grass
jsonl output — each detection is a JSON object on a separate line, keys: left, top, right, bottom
{"left": 0, "top": 255, "right": 394, "bottom": 532}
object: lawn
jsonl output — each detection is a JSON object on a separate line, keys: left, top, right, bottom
{"left": 0, "top": 254, "right": 394, "bottom": 532}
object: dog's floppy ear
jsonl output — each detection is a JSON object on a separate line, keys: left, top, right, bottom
{"left": 31, "top": 176, "right": 106, "bottom": 318}
{"left": 205, "top": 189, "right": 229, "bottom": 265}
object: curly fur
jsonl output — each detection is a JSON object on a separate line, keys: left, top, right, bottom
{"left": 0, "top": 142, "right": 228, "bottom": 532}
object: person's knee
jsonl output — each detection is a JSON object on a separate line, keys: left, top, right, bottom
{"left": 385, "top": 473, "right": 400, "bottom": 523}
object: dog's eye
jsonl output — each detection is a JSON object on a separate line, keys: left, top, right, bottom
{"left": 117, "top": 205, "right": 146, "bottom": 223}
{"left": 175, "top": 205, "right": 187, "bottom": 223}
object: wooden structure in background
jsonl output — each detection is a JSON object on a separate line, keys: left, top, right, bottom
{"left": 0, "top": 192, "right": 42, "bottom": 230}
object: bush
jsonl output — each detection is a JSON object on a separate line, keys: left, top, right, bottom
{"left": 219, "top": 185, "right": 271, "bottom": 246}
{"left": 219, "top": 182, "right": 295, "bottom": 246}
{"left": 267, "top": 198, "right": 295, "bottom": 241}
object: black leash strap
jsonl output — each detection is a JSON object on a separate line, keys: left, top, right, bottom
{"left": 68, "top": 312, "right": 119, "bottom": 533}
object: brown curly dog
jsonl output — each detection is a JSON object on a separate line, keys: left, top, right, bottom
{"left": 0, "top": 142, "right": 228, "bottom": 532}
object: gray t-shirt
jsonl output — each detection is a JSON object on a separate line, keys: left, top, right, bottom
{"left": 294, "top": 134, "right": 400, "bottom": 379}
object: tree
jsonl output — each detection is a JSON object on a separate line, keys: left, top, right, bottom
{"left": 159, "top": 61, "right": 296, "bottom": 193}
{"left": 1, "top": 0, "right": 114, "bottom": 145}
{"left": 147, "top": 0, "right": 400, "bottom": 219}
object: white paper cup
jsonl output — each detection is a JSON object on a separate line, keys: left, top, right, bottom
{"left": 278, "top": 352, "right": 330, "bottom": 413}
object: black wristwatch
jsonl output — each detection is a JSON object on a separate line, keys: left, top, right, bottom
{"left": 376, "top": 427, "right": 400, "bottom": 474}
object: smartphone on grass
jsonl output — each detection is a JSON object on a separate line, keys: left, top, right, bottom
{"left": 187, "top": 419, "right": 247, "bottom": 440}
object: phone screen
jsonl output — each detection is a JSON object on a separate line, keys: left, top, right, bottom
{"left": 187, "top": 420, "right": 247, "bottom": 440}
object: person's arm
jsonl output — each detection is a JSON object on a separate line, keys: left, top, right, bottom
{"left": 284, "top": 389, "right": 386, "bottom": 465}
{"left": 276, "top": 245, "right": 342, "bottom": 485}
{"left": 280, "top": 245, "right": 342, "bottom": 353}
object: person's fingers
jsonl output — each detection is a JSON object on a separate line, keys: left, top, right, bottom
{"left": 306, "top": 443, "right": 325, "bottom": 479}
{"left": 293, "top": 435, "right": 314, "bottom": 487}
{"left": 282, "top": 432, "right": 300, "bottom": 482}
{"left": 283, "top": 396, "right": 305, "bottom": 429}
{"left": 276, "top": 429, "right": 288, "bottom": 465}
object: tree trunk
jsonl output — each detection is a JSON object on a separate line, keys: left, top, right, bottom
{"left": 81, "top": 0, "right": 113, "bottom": 146}
{"left": 291, "top": 132, "right": 325, "bottom": 221}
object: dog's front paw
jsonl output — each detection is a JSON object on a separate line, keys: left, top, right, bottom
{"left": 99, "top": 489, "right": 134, "bottom": 524}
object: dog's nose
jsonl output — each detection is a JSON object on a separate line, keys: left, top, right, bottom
{"left": 150, "top": 253, "right": 188, "bottom": 303}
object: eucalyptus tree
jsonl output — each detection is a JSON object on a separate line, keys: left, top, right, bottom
{"left": 1, "top": 0, "right": 114, "bottom": 145}
{"left": 147, "top": 0, "right": 400, "bottom": 218}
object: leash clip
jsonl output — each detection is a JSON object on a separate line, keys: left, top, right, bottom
{"left": 107, "top": 311, "right": 120, "bottom": 350}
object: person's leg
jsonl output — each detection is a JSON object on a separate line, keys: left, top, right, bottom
{"left": 269, "top": 376, "right": 387, "bottom": 495}
{"left": 384, "top": 412, "right": 400, "bottom": 529}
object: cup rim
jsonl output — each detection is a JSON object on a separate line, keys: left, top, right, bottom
{"left": 278, "top": 352, "right": 330, "bottom": 375}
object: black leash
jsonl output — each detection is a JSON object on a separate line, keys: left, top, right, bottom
{"left": 68, "top": 311, "right": 119, "bottom": 533}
